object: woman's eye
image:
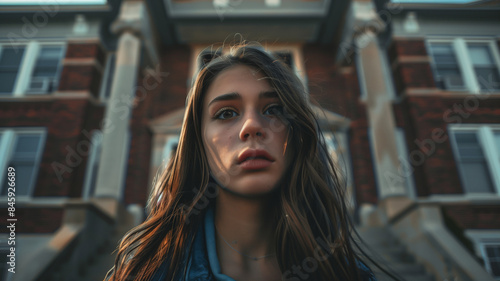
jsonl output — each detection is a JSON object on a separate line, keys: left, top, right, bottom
{"left": 215, "top": 109, "right": 238, "bottom": 120}
{"left": 264, "top": 105, "right": 284, "bottom": 116}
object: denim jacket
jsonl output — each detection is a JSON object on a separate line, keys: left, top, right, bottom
{"left": 151, "top": 207, "right": 377, "bottom": 281}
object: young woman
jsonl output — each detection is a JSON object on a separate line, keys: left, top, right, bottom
{"left": 106, "top": 43, "right": 379, "bottom": 281}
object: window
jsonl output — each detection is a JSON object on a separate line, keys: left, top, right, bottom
{"left": 0, "top": 42, "right": 65, "bottom": 96}
{"left": 99, "top": 53, "right": 116, "bottom": 101}
{"left": 162, "top": 135, "right": 179, "bottom": 169}
{"left": 428, "top": 39, "right": 500, "bottom": 93}
{"left": 428, "top": 43, "right": 465, "bottom": 90}
{"left": 323, "top": 131, "right": 355, "bottom": 208}
{"left": 0, "top": 46, "right": 25, "bottom": 94}
{"left": 449, "top": 125, "right": 500, "bottom": 194}
{"left": 482, "top": 243, "right": 500, "bottom": 279}
{"left": 465, "top": 230, "right": 500, "bottom": 280}
{"left": 0, "top": 128, "right": 46, "bottom": 197}
{"left": 82, "top": 130, "right": 103, "bottom": 199}
{"left": 395, "top": 127, "right": 416, "bottom": 198}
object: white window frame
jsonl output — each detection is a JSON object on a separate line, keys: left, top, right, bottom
{"left": 82, "top": 130, "right": 103, "bottom": 200}
{"left": 162, "top": 135, "right": 179, "bottom": 165}
{"left": 448, "top": 124, "right": 500, "bottom": 195}
{"left": 99, "top": 52, "right": 116, "bottom": 102}
{"left": 465, "top": 230, "right": 500, "bottom": 280}
{"left": 0, "top": 41, "right": 66, "bottom": 96}
{"left": 0, "top": 128, "right": 47, "bottom": 199}
{"left": 395, "top": 127, "right": 417, "bottom": 199}
{"left": 427, "top": 38, "right": 500, "bottom": 94}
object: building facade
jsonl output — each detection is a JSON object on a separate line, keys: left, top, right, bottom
{"left": 0, "top": 0, "right": 499, "bottom": 280}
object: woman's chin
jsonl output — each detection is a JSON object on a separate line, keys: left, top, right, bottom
{"left": 223, "top": 181, "right": 280, "bottom": 198}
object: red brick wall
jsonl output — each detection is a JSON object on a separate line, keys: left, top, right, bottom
{"left": 58, "top": 42, "right": 105, "bottom": 98}
{"left": 0, "top": 99, "right": 105, "bottom": 197}
{"left": 443, "top": 205, "right": 500, "bottom": 229}
{"left": 350, "top": 119, "right": 378, "bottom": 204}
{"left": 150, "top": 46, "right": 191, "bottom": 119}
{"left": 303, "top": 44, "right": 377, "bottom": 205}
{"left": 0, "top": 208, "right": 63, "bottom": 233}
{"left": 388, "top": 39, "right": 436, "bottom": 96}
{"left": 399, "top": 96, "right": 500, "bottom": 196}
{"left": 65, "top": 43, "right": 105, "bottom": 64}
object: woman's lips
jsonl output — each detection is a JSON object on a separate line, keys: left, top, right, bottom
{"left": 238, "top": 158, "right": 273, "bottom": 170}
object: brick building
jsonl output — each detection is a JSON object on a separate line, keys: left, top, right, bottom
{"left": 0, "top": 0, "right": 499, "bottom": 280}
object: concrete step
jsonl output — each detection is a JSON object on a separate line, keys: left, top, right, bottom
{"left": 356, "top": 226, "right": 435, "bottom": 281}
{"left": 78, "top": 235, "right": 119, "bottom": 281}
{"left": 79, "top": 206, "right": 140, "bottom": 281}
{"left": 367, "top": 246, "right": 417, "bottom": 263}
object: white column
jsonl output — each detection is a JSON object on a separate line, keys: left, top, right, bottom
{"left": 353, "top": 1, "right": 408, "bottom": 199}
{"left": 93, "top": 0, "right": 146, "bottom": 199}
{"left": 94, "top": 31, "right": 140, "bottom": 199}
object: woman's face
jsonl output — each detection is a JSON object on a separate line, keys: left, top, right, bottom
{"left": 201, "top": 64, "right": 290, "bottom": 196}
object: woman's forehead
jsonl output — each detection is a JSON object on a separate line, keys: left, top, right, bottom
{"left": 203, "top": 65, "right": 274, "bottom": 104}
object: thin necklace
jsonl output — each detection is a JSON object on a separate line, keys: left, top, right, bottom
{"left": 215, "top": 226, "right": 275, "bottom": 261}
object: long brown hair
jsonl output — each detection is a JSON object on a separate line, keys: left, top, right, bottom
{"left": 106, "top": 43, "right": 383, "bottom": 280}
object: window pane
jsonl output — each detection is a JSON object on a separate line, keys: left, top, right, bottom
{"left": 0, "top": 71, "right": 20, "bottom": 94}
{"left": 1, "top": 163, "right": 35, "bottom": 196}
{"left": 102, "top": 53, "right": 116, "bottom": 100}
{"left": 28, "top": 45, "right": 64, "bottom": 94}
{"left": 455, "top": 132, "right": 484, "bottom": 160}
{"left": 453, "top": 131, "right": 495, "bottom": 193}
{"left": 14, "top": 134, "right": 41, "bottom": 154}
{"left": 474, "top": 67, "right": 500, "bottom": 90}
{"left": 460, "top": 162, "right": 495, "bottom": 193}
{"left": 492, "top": 261, "right": 500, "bottom": 277}
{"left": 1, "top": 133, "right": 43, "bottom": 196}
{"left": 485, "top": 245, "right": 500, "bottom": 277}
{"left": 429, "top": 43, "right": 465, "bottom": 90}
{"left": 467, "top": 44, "right": 500, "bottom": 90}
{"left": 0, "top": 46, "right": 25, "bottom": 94}
{"left": 468, "top": 44, "right": 494, "bottom": 66}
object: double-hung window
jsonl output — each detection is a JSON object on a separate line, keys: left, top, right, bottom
{"left": 449, "top": 124, "right": 500, "bottom": 194}
{"left": 0, "top": 42, "right": 65, "bottom": 96}
{"left": 0, "top": 128, "right": 47, "bottom": 198}
{"left": 481, "top": 242, "right": 500, "bottom": 279}
{"left": 427, "top": 39, "right": 500, "bottom": 93}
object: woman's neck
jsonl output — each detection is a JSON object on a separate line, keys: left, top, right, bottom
{"left": 214, "top": 189, "right": 276, "bottom": 259}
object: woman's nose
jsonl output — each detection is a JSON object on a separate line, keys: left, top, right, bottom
{"left": 239, "top": 111, "right": 266, "bottom": 141}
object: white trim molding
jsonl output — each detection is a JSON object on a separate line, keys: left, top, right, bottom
{"left": 448, "top": 124, "right": 500, "bottom": 195}
{"left": 0, "top": 127, "right": 47, "bottom": 199}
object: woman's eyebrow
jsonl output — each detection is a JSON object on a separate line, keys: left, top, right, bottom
{"left": 208, "top": 91, "right": 278, "bottom": 107}
{"left": 208, "top": 92, "right": 240, "bottom": 107}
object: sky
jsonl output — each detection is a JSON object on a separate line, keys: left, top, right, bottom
{"left": 0, "top": 0, "right": 106, "bottom": 5}
{"left": 392, "top": 0, "right": 477, "bottom": 3}
{"left": 0, "top": 0, "right": 478, "bottom": 4}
